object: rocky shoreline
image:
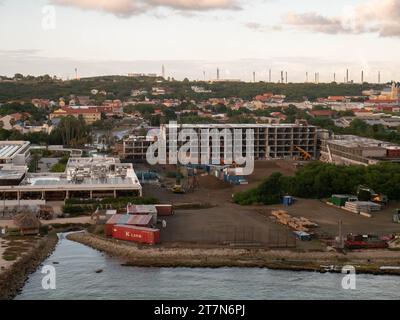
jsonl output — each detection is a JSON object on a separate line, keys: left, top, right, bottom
{"left": 0, "top": 234, "right": 59, "bottom": 300}
{"left": 67, "top": 232, "right": 400, "bottom": 276}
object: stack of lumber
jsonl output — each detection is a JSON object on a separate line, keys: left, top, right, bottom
{"left": 271, "top": 210, "right": 318, "bottom": 232}
{"left": 344, "top": 201, "right": 381, "bottom": 214}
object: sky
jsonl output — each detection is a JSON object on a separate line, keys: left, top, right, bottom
{"left": 0, "top": 0, "right": 400, "bottom": 82}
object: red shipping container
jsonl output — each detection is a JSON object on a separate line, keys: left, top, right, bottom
{"left": 155, "top": 205, "right": 174, "bottom": 216}
{"left": 387, "top": 148, "right": 400, "bottom": 158}
{"left": 105, "top": 214, "right": 153, "bottom": 236}
{"left": 112, "top": 225, "right": 160, "bottom": 245}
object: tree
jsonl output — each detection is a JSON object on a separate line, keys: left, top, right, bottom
{"left": 55, "top": 116, "right": 90, "bottom": 147}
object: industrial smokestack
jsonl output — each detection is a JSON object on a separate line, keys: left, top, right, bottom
{"left": 285, "top": 71, "right": 288, "bottom": 84}
{"left": 217, "top": 68, "right": 220, "bottom": 80}
{"left": 253, "top": 71, "right": 256, "bottom": 83}
{"left": 346, "top": 69, "right": 349, "bottom": 83}
{"left": 306, "top": 72, "right": 308, "bottom": 83}
{"left": 269, "top": 69, "right": 272, "bottom": 83}
{"left": 361, "top": 70, "right": 364, "bottom": 84}
{"left": 378, "top": 71, "right": 381, "bottom": 84}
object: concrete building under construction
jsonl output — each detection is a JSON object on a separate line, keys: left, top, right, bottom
{"left": 122, "top": 135, "right": 155, "bottom": 162}
{"left": 321, "top": 135, "right": 400, "bottom": 166}
{"left": 159, "top": 123, "right": 320, "bottom": 162}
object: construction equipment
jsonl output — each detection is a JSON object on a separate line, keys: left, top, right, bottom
{"left": 393, "top": 209, "right": 400, "bottom": 224}
{"left": 172, "top": 184, "right": 185, "bottom": 194}
{"left": 171, "top": 164, "right": 186, "bottom": 194}
{"left": 357, "top": 185, "right": 388, "bottom": 206}
{"left": 294, "top": 146, "right": 312, "bottom": 161}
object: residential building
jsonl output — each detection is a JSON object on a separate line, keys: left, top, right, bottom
{"left": 50, "top": 107, "right": 102, "bottom": 124}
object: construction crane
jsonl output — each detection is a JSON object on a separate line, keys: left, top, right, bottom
{"left": 295, "top": 146, "right": 312, "bottom": 161}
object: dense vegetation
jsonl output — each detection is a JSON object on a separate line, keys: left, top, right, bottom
{"left": 0, "top": 75, "right": 385, "bottom": 103}
{"left": 0, "top": 102, "right": 48, "bottom": 121}
{"left": 50, "top": 156, "right": 69, "bottom": 173}
{"left": 234, "top": 162, "right": 400, "bottom": 205}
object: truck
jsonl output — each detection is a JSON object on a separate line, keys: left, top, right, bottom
{"left": 345, "top": 234, "right": 388, "bottom": 250}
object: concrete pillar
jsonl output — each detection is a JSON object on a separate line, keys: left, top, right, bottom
{"left": 90, "top": 191, "right": 93, "bottom": 199}
{"left": 41, "top": 191, "right": 45, "bottom": 200}
{"left": 114, "top": 190, "right": 117, "bottom": 199}
{"left": 66, "top": 190, "right": 69, "bottom": 199}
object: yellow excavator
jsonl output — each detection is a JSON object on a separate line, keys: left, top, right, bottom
{"left": 357, "top": 185, "right": 388, "bottom": 206}
{"left": 171, "top": 165, "right": 186, "bottom": 194}
{"left": 295, "top": 146, "right": 312, "bottom": 161}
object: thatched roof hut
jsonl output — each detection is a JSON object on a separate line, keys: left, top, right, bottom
{"left": 14, "top": 213, "right": 41, "bottom": 236}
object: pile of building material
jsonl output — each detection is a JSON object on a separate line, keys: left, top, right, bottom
{"left": 344, "top": 201, "right": 382, "bottom": 214}
{"left": 388, "top": 235, "right": 400, "bottom": 249}
{"left": 271, "top": 210, "right": 318, "bottom": 232}
{"left": 331, "top": 195, "right": 358, "bottom": 207}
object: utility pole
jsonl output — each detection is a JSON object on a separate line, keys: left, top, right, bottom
{"left": 338, "top": 220, "right": 344, "bottom": 249}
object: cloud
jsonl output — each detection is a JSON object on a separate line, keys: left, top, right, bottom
{"left": 50, "top": 0, "right": 241, "bottom": 17}
{"left": 244, "top": 22, "right": 282, "bottom": 32}
{"left": 284, "top": 12, "right": 352, "bottom": 35}
{"left": 282, "top": 0, "right": 400, "bottom": 37}
{"left": 0, "top": 49, "right": 42, "bottom": 56}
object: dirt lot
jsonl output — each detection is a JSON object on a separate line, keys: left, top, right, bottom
{"left": 142, "top": 160, "right": 400, "bottom": 249}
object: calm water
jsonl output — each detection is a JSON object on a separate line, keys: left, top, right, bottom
{"left": 16, "top": 234, "right": 400, "bottom": 300}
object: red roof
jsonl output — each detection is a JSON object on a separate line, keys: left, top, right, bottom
{"left": 310, "top": 110, "right": 334, "bottom": 117}
{"left": 367, "top": 99, "right": 398, "bottom": 104}
{"left": 327, "top": 96, "right": 346, "bottom": 101}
